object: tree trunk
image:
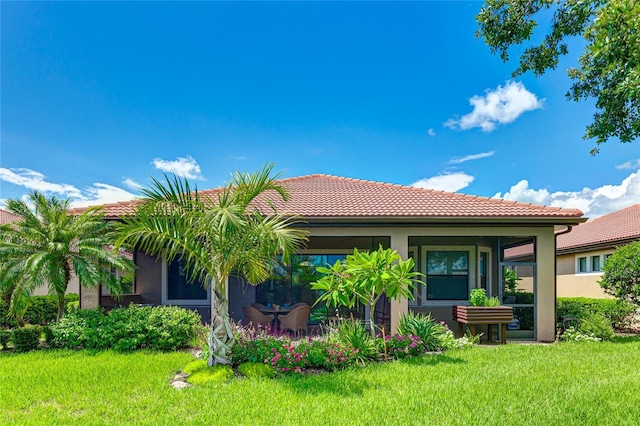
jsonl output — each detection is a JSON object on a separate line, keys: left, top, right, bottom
{"left": 57, "top": 293, "right": 65, "bottom": 322}
{"left": 207, "top": 286, "right": 235, "bottom": 366}
{"left": 368, "top": 303, "right": 377, "bottom": 338}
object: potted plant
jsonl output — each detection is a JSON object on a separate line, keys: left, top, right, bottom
{"left": 452, "top": 289, "right": 514, "bottom": 343}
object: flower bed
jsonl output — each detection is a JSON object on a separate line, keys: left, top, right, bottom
{"left": 218, "top": 314, "right": 479, "bottom": 377}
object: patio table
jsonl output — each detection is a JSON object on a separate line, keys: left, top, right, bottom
{"left": 259, "top": 306, "right": 291, "bottom": 328}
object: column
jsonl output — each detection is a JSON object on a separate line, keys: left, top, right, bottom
{"left": 389, "top": 229, "right": 409, "bottom": 333}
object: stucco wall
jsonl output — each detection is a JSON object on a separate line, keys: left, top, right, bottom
{"left": 557, "top": 253, "right": 611, "bottom": 298}
{"left": 31, "top": 274, "right": 80, "bottom": 297}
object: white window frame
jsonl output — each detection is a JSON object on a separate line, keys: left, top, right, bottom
{"left": 419, "top": 245, "right": 476, "bottom": 306}
{"left": 575, "top": 251, "right": 613, "bottom": 275}
{"left": 162, "top": 259, "right": 211, "bottom": 306}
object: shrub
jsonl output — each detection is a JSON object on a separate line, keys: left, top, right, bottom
{"left": 333, "top": 320, "right": 378, "bottom": 363}
{"left": 12, "top": 325, "right": 42, "bottom": 352}
{"left": 47, "top": 305, "right": 201, "bottom": 351}
{"left": 578, "top": 312, "right": 615, "bottom": 341}
{"left": 0, "top": 294, "right": 79, "bottom": 328}
{"left": 0, "top": 329, "right": 11, "bottom": 350}
{"left": 557, "top": 297, "right": 636, "bottom": 329}
{"left": 237, "top": 362, "right": 276, "bottom": 379}
{"left": 599, "top": 241, "right": 640, "bottom": 307}
{"left": 320, "top": 342, "right": 360, "bottom": 371}
{"left": 232, "top": 336, "right": 285, "bottom": 365}
{"left": 269, "top": 344, "right": 307, "bottom": 374}
{"left": 186, "top": 365, "right": 234, "bottom": 385}
{"left": 438, "top": 329, "right": 480, "bottom": 350}
{"left": 397, "top": 311, "right": 446, "bottom": 351}
{"left": 469, "top": 288, "right": 488, "bottom": 307}
{"left": 381, "top": 334, "right": 425, "bottom": 360}
{"left": 561, "top": 328, "right": 602, "bottom": 342}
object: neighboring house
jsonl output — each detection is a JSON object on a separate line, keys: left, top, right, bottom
{"left": 0, "top": 208, "right": 21, "bottom": 225}
{"left": 556, "top": 204, "right": 640, "bottom": 299}
{"left": 0, "top": 208, "right": 81, "bottom": 296}
{"left": 73, "top": 174, "right": 585, "bottom": 342}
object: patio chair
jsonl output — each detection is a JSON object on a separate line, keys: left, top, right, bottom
{"left": 278, "top": 305, "right": 311, "bottom": 337}
{"left": 242, "top": 305, "right": 274, "bottom": 329}
{"left": 250, "top": 302, "right": 265, "bottom": 310}
{"left": 290, "top": 302, "right": 308, "bottom": 310}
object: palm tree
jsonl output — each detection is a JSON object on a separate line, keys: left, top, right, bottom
{"left": 0, "top": 192, "right": 135, "bottom": 322}
{"left": 113, "top": 164, "right": 308, "bottom": 366}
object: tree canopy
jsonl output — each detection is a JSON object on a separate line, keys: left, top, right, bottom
{"left": 0, "top": 192, "right": 134, "bottom": 323}
{"left": 599, "top": 241, "right": 640, "bottom": 307}
{"left": 114, "top": 164, "right": 308, "bottom": 365}
{"left": 476, "top": 0, "right": 639, "bottom": 154}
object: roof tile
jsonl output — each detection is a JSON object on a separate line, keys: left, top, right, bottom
{"left": 557, "top": 204, "right": 640, "bottom": 250}
{"left": 69, "top": 174, "right": 585, "bottom": 220}
{"left": 0, "top": 209, "right": 21, "bottom": 225}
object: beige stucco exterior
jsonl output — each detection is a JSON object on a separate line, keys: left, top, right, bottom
{"left": 31, "top": 273, "right": 80, "bottom": 297}
{"left": 556, "top": 251, "right": 612, "bottom": 298}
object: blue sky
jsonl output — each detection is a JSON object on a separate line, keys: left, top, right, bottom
{"left": 1, "top": 1, "right": 638, "bottom": 218}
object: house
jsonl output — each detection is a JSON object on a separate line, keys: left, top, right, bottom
{"left": 0, "top": 208, "right": 21, "bottom": 225}
{"left": 74, "top": 174, "right": 585, "bottom": 342}
{"left": 556, "top": 204, "right": 640, "bottom": 298}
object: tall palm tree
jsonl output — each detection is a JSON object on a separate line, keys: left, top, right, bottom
{"left": 113, "top": 164, "right": 308, "bottom": 365}
{"left": 0, "top": 192, "right": 135, "bottom": 322}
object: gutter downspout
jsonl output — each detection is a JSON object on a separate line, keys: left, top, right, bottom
{"left": 554, "top": 225, "right": 573, "bottom": 338}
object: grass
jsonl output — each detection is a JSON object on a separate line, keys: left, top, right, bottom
{"left": 2, "top": 339, "right": 640, "bottom": 425}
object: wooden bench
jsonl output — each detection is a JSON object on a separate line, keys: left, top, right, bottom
{"left": 452, "top": 305, "right": 514, "bottom": 344}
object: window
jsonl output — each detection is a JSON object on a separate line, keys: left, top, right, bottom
{"left": 576, "top": 253, "right": 612, "bottom": 274}
{"left": 426, "top": 250, "right": 469, "bottom": 300}
{"left": 101, "top": 250, "right": 135, "bottom": 296}
{"left": 102, "top": 267, "right": 135, "bottom": 295}
{"left": 255, "top": 254, "right": 351, "bottom": 323}
{"left": 578, "top": 257, "right": 587, "bottom": 273}
{"left": 478, "top": 249, "right": 491, "bottom": 291}
{"left": 162, "top": 258, "right": 209, "bottom": 304}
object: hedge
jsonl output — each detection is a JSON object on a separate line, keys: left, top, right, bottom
{"left": 47, "top": 305, "right": 201, "bottom": 351}
{"left": 0, "top": 294, "right": 79, "bottom": 328}
{"left": 557, "top": 297, "right": 637, "bottom": 329}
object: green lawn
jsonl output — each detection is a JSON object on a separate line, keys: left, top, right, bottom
{"left": 2, "top": 340, "right": 640, "bottom": 425}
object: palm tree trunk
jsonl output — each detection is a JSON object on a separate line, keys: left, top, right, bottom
{"left": 207, "top": 285, "right": 235, "bottom": 366}
{"left": 57, "top": 293, "right": 65, "bottom": 322}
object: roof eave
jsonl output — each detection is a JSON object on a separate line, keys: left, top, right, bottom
{"left": 557, "top": 236, "right": 640, "bottom": 255}
{"left": 295, "top": 216, "right": 586, "bottom": 227}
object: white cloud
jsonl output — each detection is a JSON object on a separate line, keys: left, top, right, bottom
{"left": 494, "top": 169, "right": 640, "bottom": 218}
{"left": 445, "top": 81, "right": 543, "bottom": 132}
{"left": 616, "top": 159, "right": 640, "bottom": 170}
{"left": 0, "top": 167, "right": 81, "bottom": 197}
{"left": 0, "top": 167, "right": 137, "bottom": 208}
{"left": 122, "top": 178, "right": 144, "bottom": 191}
{"left": 449, "top": 151, "right": 495, "bottom": 165}
{"left": 152, "top": 156, "right": 203, "bottom": 180}
{"left": 70, "top": 183, "right": 138, "bottom": 208}
{"left": 427, "top": 128, "right": 436, "bottom": 137}
{"left": 230, "top": 155, "right": 247, "bottom": 160}
{"left": 411, "top": 172, "right": 475, "bottom": 192}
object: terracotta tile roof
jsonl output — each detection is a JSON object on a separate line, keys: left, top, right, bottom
{"left": 69, "top": 174, "right": 584, "bottom": 221}
{"left": 557, "top": 204, "right": 640, "bottom": 251}
{"left": 0, "top": 208, "right": 21, "bottom": 225}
